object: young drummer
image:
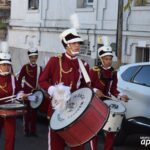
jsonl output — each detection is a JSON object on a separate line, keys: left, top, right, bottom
{"left": 90, "top": 36, "right": 128, "bottom": 150}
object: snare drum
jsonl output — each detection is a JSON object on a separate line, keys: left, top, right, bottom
{"left": 103, "top": 100, "right": 126, "bottom": 132}
{"left": 0, "top": 103, "right": 27, "bottom": 118}
{"left": 29, "top": 90, "right": 44, "bottom": 109}
{"left": 50, "top": 88, "right": 109, "bottom": 147}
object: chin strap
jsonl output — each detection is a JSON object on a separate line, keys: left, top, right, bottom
{"left": 0, "top": 70, "right": 11, "bottom": 76}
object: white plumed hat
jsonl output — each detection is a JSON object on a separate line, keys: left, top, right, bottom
{"left": 28, "top": 47, "right": 38, "bottom": 56}
{"left": 98, "top": 36, "right": 113, "bottom": 58}
{"left": 60, "top": 28, "right": 83, "bottom": 46}
{"left": 0, "top": 41, "right": 11, "bottom": 65}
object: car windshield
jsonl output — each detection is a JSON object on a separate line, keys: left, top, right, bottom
{"left": 133, "top": 65, "right": 150, "bottom": 87}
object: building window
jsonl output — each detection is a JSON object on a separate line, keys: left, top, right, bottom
{"left": 86, "top": 0, "right": 94, "bottom": 6}
{"left": 136, "top": 47, "right": 150, "bottom": 62}
{"left": 80, "top": 40, "right": 91, "bottom": 56}
{"left": 134, "top": 0, "right": 150, "bottom": 6}
{"left": 28, "top": 0, "right": 39, "bottom": 10}
{"left": 77, "top": 0, "right": 93, "bottom": 8}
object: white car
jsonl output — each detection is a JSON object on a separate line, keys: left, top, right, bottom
{"left": 115, "top": 62, "right": 150, "bottom": 144}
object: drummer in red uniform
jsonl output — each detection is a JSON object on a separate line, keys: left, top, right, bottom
{"left": 39, "top": 28, "right": 90, "bottom": 150}
{"left": 18, "top": 47, "right": 42, "bottom": 137}
{"left": 0, "top": 41, "right": 25, "bottom": 150}
{"left": 90, "top": 36, "right": 128, "bottom": 150}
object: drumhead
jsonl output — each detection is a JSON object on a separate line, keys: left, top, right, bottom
{"left": 30, "top": 90, "right": 44, "bottom": 109}
{"left": 104, "top": 100, "right": 126, "bottom": 114}
{"left": 50, "top": 88, "right": 93, "bottom": 130}
{"left": 0, "top": 103, "right": 26, "bottom": 110}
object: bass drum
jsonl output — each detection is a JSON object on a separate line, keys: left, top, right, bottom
{"left": 50, "top": 88, "right": 109, "bottom": 147}
{"left": 103, "top": 100, "right": 126, "bottom": 132}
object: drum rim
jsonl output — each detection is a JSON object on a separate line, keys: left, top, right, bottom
{"left": 30, "top": 90, "right": 44, "bottom": 109}
{"left": 0, "top": 109, "right": 27, "bottom": 118}
{"left": 104, "top": 99, "right": 126, "bottom": 114}
{"left": 0, "top": 103, "right": 26, "bottom": 110}
{"left": 50, "top": 87, "right": 94, "bottom": 131}
{"left": 66, "top": 123, "right": 106, "bottom": 147}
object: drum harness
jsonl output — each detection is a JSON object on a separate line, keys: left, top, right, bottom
{"left": 23, "top": 65, "right": 41, "bottom": 90}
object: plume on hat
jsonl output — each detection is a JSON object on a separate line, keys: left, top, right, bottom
{"left": 70, "top": 13, "right": 80, "bottom": 29}
{"left": 102, "top": 36, "right": 110, "bottom": 47}
{"left": 0, "top": 41, "right": 9, "bottom": 53}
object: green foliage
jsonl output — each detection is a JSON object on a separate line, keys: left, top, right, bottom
{"left": 0, "top": 22, "right": 7, "bottom": 29}
{"left": 124, "top": 0, "right": 133, "bottom": 11}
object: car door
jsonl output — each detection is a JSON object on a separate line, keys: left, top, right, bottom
{"left": 118, "top": 65, "right": 150, "bottom": 101}
{"left": 130, "top": 65, "right": 150, "bottom": 102}
{"left": 118, "top": 65, "right": 141, "bottom": 99}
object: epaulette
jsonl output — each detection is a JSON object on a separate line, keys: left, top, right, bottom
{"left": 92, "top": 66, "right": 100, "bottom": 72}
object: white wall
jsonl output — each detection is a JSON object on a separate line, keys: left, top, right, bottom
{"left": 9, "top": 0, "right": 150, "bottom": 66}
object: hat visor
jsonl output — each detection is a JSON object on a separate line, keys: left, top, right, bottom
{"left": 99, "top": 53, "right": 113, "bottom": 58}
{"left": 28, "top": 53, "right": 38, "bottom": 57}
{"left": 67, "top": 38, "right": 83, "bottom": 44}
{"left": 0, "top": 60, "right": 12, "bottom": 65}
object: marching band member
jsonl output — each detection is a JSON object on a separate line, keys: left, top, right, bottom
{"left": 90, "top": 36, "right": 128, "bottom": 150}
{"left": 39, "top": 28, "right": 90, "bottom": 150}
{"left": 0, "top": 41, "right": 25, "bottom": 150}
{"left": 18, "top": 47, "right": 42, "bottom": 137}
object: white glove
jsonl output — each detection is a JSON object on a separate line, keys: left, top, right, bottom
{"left": 48, "top": 86, "right": 56, "bottom": 97}
{"left": 51, "top": 83, "right": 71, "bottom": 111}
{"left": 16, "top": 91, "right": 24, "bottom": 100}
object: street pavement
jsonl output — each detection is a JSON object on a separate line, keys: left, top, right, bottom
{"left": 0, "top": 117, "right": 149, "bottom": 150}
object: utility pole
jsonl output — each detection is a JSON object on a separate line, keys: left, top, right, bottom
{"left": 116, "top": 0, "right": 124, "bottom": 68}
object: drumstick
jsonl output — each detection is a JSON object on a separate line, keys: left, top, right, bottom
{"left": 2, "top": 93, "right": 32, "bottom": 103}
{"left": 0, "top": 95, "right": 16, "bottom": 101}
{"left": 103, "top": 95, "right": 112, "bottom": 100}
{"left": 103, "top": 95, "right": 119, "bottom": 101}
{"left": 5, "top": 97, "right": 22, "bottom": 102}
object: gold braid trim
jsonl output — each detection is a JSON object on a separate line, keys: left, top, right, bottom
{"left": 92, "top": 66, "right": 100, "bottom": 72}
{"left": 0, "top": 83, "right": 8, "bottom": 93}
{"left": 93, "top": 66, "right": 105, "bottom": 86}
{"left": 26, "top": 64, "right": 34, "bottom": 78}
{"left": 58, "top": 55, "right": 73, "bottom": 83}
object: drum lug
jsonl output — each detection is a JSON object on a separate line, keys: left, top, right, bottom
{"left": 112, "top": 114, "right": 115, "bottom": 117}
{"left": 117, "top": 127, "right": 120, "bottom": 131}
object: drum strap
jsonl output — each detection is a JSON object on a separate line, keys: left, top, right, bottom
{"left": 23, "top": 66, "right": 41, "bottom": 90}
{"left": 78, "top": 58, "right": 91, "bottom": 85}
{"left": 36, "top": 65, "right": 41, "bottom": 88}
{"left": 24, "top": 79, "right": 34, "bottom": 89}
{"left": 11, "top": 75, "right": 16, "bottom": 96}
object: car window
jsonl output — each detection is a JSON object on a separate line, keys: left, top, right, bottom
{"left": 133, "top": 65, "right": 150, "bottom": 87}
{"left": 121, "top": 66, "right": 140, "bottom": 81}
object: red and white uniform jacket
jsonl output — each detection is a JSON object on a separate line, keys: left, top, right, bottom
{"left": 0, "top": 74, "right": 19, "bottom": 105}
{"left": 90, "top": 66, "right": 120, "bottom": 98}
{"left": 39, "top": 53, "right": 90, "bottom": 116}
{"left": 18, "top": 64, "right": 42, "bottom": 94}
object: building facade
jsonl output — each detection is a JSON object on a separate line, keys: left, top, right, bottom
{"left": 8, "top": 0, "right": 150, "bottom": 73}
{"left": 0, "top": 0, "right": 10, "bottom": 39}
